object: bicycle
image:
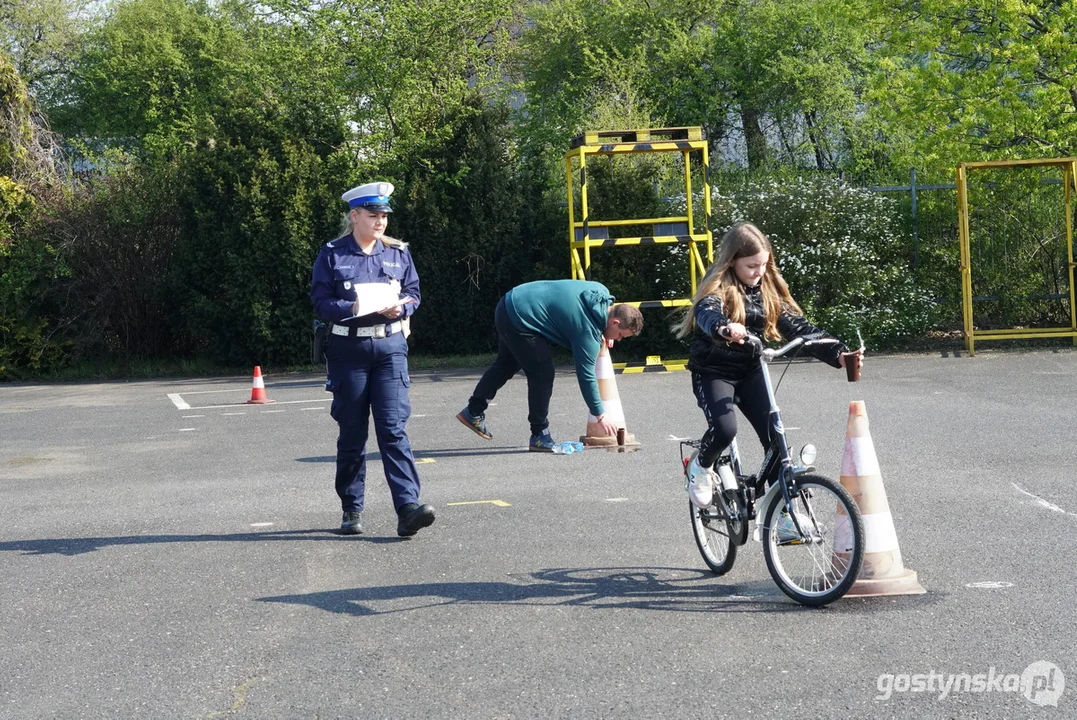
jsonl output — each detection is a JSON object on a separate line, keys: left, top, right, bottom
{"left": 681, "top": 334, "right": 865, "bottom": 606}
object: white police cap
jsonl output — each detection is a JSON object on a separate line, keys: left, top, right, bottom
{"left": 342, "top": 181, "right": 394, "bottom": 212}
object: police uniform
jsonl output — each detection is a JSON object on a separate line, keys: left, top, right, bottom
{"left": 310, "top": 182, "right": 435, "bottom": 537}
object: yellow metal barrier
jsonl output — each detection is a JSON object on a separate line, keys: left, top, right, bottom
{"left": 956, "top": 157, "right": 1077, "bottom": 355}
{"left": 565, "top": 125, "right": 714, "bottom": 303}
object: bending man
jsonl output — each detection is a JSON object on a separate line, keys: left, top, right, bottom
{"left": 456, "top": 280, "right": 643, "bottom": 451}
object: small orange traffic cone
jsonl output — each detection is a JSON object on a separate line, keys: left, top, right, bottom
{"left": 834, "top": 401, "right": 924, "bottom": 597}
{"left": 580, "top": 345, "right": 638, "bottom": 448}
{"left": 244, "top": 366, "right": 275, "bottom": 405}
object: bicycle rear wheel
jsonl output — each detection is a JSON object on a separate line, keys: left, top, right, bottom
{"left": 761, "top": 474, "right": 864, "bottom": 606}
{"left": 690, "top": 501, "right": 738, "bottom": 575}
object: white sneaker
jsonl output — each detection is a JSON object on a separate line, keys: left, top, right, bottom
{"left": 686, "top": 456, "right": 715, "bottom": 508}
{"left": 775, "top": 510, "right": 813, "bottom": 543}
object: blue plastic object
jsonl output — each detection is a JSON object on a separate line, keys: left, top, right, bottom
{"left": 551, "top": 441, "right": 585, "bottom": 455}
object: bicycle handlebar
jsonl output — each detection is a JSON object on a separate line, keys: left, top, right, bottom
{"left": 719, "top": 326, "right": 843, "bottom": 362}
{"left": 761, "top": 336, "right": 842, "bottom": 362}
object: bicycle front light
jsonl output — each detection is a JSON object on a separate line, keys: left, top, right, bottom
{"left": 799, "top": 444, "right": 817, "bottom": 466}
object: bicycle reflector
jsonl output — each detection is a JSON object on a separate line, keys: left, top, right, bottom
{"left": 799, "top": 444, "right": 817, "bottom": 466}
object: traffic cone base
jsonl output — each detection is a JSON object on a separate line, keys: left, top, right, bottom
{"left": 843, "top": 569, "right": 925, "bottom": 598}
{"left": 245, "top": 366, "right": 275, "bottom": 405}
{"left": 580, "top": 427, "right": 639, "bottom": 447}
{"left": 837, "top": 401, "right": 924, "bottom": 597}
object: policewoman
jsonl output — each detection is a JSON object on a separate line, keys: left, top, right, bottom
{"left": 310, "top": 181, "right": 435, "bottom": 538}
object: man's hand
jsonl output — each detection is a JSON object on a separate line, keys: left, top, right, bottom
{"left": 596, "top": 414, "right": 619, "bottom": 437}
{"left": 379, "top": 304, "right": 403, "bottom": 320}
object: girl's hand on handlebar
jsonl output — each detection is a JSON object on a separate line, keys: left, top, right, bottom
{"left": 719, "top": 323, "right": 748, "bottom": 344}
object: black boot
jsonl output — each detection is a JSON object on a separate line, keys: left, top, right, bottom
{"left": 340, "top": 510, "right": 363, "bottom": 535}
{"left": 397, "top": 503, "right": 435, "bottom": 537}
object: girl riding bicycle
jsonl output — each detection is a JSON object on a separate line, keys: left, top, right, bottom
{"left": 674, "top": 222, "right": 864, "bottom": 509}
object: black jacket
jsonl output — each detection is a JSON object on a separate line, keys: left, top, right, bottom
{"left": 686, "top": 284, "right": 848, "bottom": 378}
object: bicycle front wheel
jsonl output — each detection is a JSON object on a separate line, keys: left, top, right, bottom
{"left": 690, "top": 501, "right": 737, "bottom": 575}
{"left": 761, "top": 474, "right": 864, "bottom": 606}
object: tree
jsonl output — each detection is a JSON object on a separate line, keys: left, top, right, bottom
{"left": 0, "top": 0, "right": 89, "bottom": 95}
{"left": 515, "top": 0, "right": 879, "bottom": 173}
{"left": 869, "top": 0, "right": 1077, "bottom": 177}
{"left": 49, "top": 0, "right": 349, "bottom": 161}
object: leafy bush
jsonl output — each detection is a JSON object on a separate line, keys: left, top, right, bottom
{"left": 389, "top": 97, "right": 531, "bottom": 355}
{"left": 691, "top": 176, "right": 942, "bottom": 348}
{"left": 168, "top": 137, "right": 349, "bottom": 366}
{"left": 0, "top": 54, "right": 69, "bottom": 378}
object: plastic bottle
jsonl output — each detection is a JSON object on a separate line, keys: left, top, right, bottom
{"left": 551, "top": 441, "right": 585, "bottom": 454}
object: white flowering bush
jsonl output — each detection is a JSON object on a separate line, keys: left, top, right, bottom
{"left": 677, "top": 176, "right": 941, "bottom": 348}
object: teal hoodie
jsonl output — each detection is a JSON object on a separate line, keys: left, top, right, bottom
{"left": 504, "top": 280, "right": 613, "bottom": 416}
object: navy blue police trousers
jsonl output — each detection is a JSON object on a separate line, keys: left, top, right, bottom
{"left": 326, "top": 330, "right": 421, "bottom": 513}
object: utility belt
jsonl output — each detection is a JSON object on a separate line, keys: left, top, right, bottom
{"left": 330, "top": 320, "right": 404, "bottom": 339}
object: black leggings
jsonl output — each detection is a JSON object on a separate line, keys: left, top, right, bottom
{"left": 692, "top": 369, "right": 773, "bottom": 468}
{"left": 468, "top": 296, "right": 555, "bottom": 435}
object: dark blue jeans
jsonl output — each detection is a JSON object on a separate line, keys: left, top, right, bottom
{"left": 326, "top": 331, "right": 421, "bottom": 513}
{"left": 468, "top": 296, "right": 555, "bottom": 436}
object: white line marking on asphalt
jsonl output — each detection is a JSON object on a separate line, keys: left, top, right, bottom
{"left": 168, "top": 393, "right": 190, "bottom": 410}
{"left": 222, "top": 412, "right": 246, "bottom": 416}
{"left": 179, "top": 428, "right": 197, "bottom": 432}
{"left": 262, "top": 409, "right": 285, "bottom": 413}
{"left": 302, "top": 407, "right": 324, "bottom": 411}
{"left": 966, "top": 581, "right": 1013, "bottom": 589}
{"left": 1012, "top": 482, "right": 1077, "bottom": 520}
{"left": 182, "top": 415, "right": 205, "bottom": 418}
{"left": 668, "top": 434, "right": 691, "bottom": 441}
{"left": 605, "top": 498, "right": 629, "bottom": 502}
{"left": 190, "top": 399, "right": 329, "bottom": 410}
{"left": 446, "top": 499, "right": 510, "bottom": 507}
{"left": 250, "top": 522, "right": 274, "bottom": 527}
{"left": 177, "top": 388, "right": 254, "bottom": 395}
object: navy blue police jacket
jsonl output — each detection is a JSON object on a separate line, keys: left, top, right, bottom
{"left": 310, "top": 235, "right": 421, "bottom": 327}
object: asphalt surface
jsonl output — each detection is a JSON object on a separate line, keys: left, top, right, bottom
{"left": 1, "top": 348, "right": 1075, "bottom": 719}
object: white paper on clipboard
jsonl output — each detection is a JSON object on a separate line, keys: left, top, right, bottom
{"left": 349, "top": 282, "right": 413, "bottom": 317}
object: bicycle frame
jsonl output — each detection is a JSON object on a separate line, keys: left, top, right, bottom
{"left": 688, "top": 335, "right": 842, "bottom": 540}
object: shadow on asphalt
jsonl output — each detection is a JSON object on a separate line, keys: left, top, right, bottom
{"left": 0, "top": 528, "right": 408, "bottom": 556}
{"left": 296, "top": 447, "right": 530, "bottom": 463}
{"left": 257, "top": 567, "right": 811, "bottom": 615}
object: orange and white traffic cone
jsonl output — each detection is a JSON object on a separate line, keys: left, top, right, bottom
{"left": 580, "top": 344, "right": 638, "bottom": 448}
{"left": 834, "top": 401, "right": 924, "bottom": 597}
{"left": 244, "top": 366, "right": 275, "bottom": 405}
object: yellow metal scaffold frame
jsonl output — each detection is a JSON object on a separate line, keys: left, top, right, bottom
{"left": 956, "top": 157, "right": 1077, "bottom": 356}
{"left": 565, "top": 127, "right": 713, "bottom": 313}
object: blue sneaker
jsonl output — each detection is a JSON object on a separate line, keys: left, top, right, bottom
{"left": 456, "top": 407, "right": 492, "bottom": 440}
{"left": 528, "top": 429, "right": 556, "bottom": 452}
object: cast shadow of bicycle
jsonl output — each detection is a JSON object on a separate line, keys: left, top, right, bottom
{"left": 258, "top": 567, "right": 807, "bottom": 615}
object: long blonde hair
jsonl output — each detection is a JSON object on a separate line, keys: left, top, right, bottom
{"left": 674, "top": 222, "right": 801, "bottom": 340}
{"left": 340, "top": 211, "right": 408, "bottom": 249}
